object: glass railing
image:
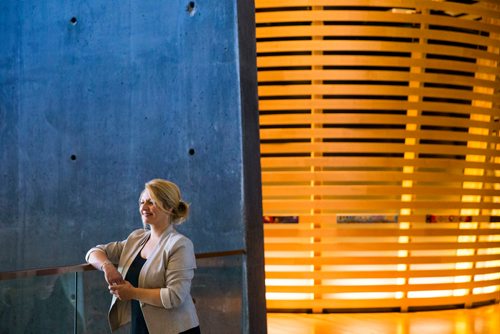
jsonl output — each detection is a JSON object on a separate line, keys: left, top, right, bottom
{"left": 0, "top": 250, "right": 245, "bottom": 334}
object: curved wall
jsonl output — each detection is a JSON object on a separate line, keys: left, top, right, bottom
{"left": 256, "top": 0, "right": 500, "bottom": 311}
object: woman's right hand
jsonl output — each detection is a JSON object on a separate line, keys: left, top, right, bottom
{"left": 102, "top": 264, "right": 124, "bottom": 285}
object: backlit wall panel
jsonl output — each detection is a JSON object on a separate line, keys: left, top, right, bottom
{"left": 256, "top": 0, "right": 500, "bottom": 311}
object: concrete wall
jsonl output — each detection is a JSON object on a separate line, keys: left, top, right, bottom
{"left": 0, "top": 0, "right": 266, "bottom": 332}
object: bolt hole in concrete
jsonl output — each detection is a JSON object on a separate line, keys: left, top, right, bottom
{"left": 188, "top": 148, "right": 195, "bottom": 156}
{"left": 69, "top": 17, "right": 78, "bottom": 25}
{"left": 186, "top": 1, "right": 196, "bottom": 16}
{"left": 70, "top": 155, "right": 77, "bottom": 161}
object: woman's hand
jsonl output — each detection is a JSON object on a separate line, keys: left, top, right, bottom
{"left": 102, "top": 264, "right": 124, "bottom": 285}
{"left": 109, "top": 281, "right": 135, "bottom": 301}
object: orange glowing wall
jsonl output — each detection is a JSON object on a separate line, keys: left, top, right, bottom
{"left": 256, "top": 0, "right": 500, "bottom": 311}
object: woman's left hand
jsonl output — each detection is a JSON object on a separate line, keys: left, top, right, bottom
{"left": 109, "top": 281, "right": 135, "bottom": 301}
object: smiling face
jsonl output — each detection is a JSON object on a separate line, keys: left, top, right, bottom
{"left": 139, "top": 189, "right": 171, "bottom": 228}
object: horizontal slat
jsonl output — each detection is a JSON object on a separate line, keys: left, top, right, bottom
{"left": 265, "top": 291, "right": 500, "bottom": 309}
{"left": 258, "top": 41, "right": 499, "bottom": 63}
{"left": 263, "top": 203, "right": 500, "bottom": 213}
{"left": 260, "top": 156, "right": 500, "bottom": 170}
{"left": 256, "top": 26, "right": 500, "bottom": 50}
{"left": 264, "top": 227, "right": 500, "bottom": 238}
{"left": 255, "top": 10, "right": 500, "bottom": 34}
{"left": 258, "top": 86, "right": 499, "bottom": 105}
{"left": 260, "top": 146, "right": 497, "bottom": 159}
{"left": 265, "top": 299, "right": 403, "bottom": 310}
{"left": 261, "top": 171, "right": 500, "bottom": 183}
{"left": 280, "top": 215, "right": 497, "bottom": 225}
{"left": 257, "top": 55, "right": 500, "bottom": 77}
{"left": 264, "top": 253, "right": 500, "bottom": 266}
{"left": 256, "top": 11, "right": 421, "bottom": 24}
{"left": 262, "top": 185, "right": 500, "bottom": 197}
{"left": 264, "top": 241, "right": 500, "bottom": 252}
{"left": 265, "top": 267, "right": 500, "bottom": 279}
{"left": 259, "top": 102, "right": 498, "bottom": 119}
{"left": 408, "top": 291, "right": 500, "bottom": 307}
{"left": 265, "top": 279, "right": 500, "bottom": 293}
{"left": 260, "top": 128, "right": 500, "bottom": 143}
{"left": 255, "top": 0, "right": 500, "bottom": 18}
{"left": 257, "top": 72, "right": 499, "bottom": 96}
{"left": 258, "top": 69, "right": 498, "bottom": 87}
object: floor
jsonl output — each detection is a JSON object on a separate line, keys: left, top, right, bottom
{"left": 267, "top": 303, "right": 500, "bottom": 334}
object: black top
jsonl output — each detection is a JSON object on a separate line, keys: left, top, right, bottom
{"left": 125, "top": 252, "right": 149, "bottom": 334}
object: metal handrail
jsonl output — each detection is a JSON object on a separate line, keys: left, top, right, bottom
{"left": 0, "top": 249, "right": 246, "bottom": 281}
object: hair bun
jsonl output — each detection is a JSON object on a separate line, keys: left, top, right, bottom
{"left": 175, "top": 200, "right": 189, "bottom": 221}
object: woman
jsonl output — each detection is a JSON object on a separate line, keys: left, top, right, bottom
{"left": 86, "top": 179, "right": 200, "bottom": 334}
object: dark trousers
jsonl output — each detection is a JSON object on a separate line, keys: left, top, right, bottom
{"left": 179, "top": 325, "right": 201, "bottom": 334}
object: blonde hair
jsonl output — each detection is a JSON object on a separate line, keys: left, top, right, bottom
{"left": 141, "top": 179, "right": 189, "bottom": 225}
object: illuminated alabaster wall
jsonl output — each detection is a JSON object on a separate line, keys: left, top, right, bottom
{"left": 256, "top": 0, "right": 500, "bottom": 311}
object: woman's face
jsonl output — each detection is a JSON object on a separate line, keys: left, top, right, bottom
{"left": 139, "top": 189, "right": 170, "bottom": 227}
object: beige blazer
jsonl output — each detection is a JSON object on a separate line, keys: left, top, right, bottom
{"left": 85, "top": 226, "right": 199, "bottom": 334}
